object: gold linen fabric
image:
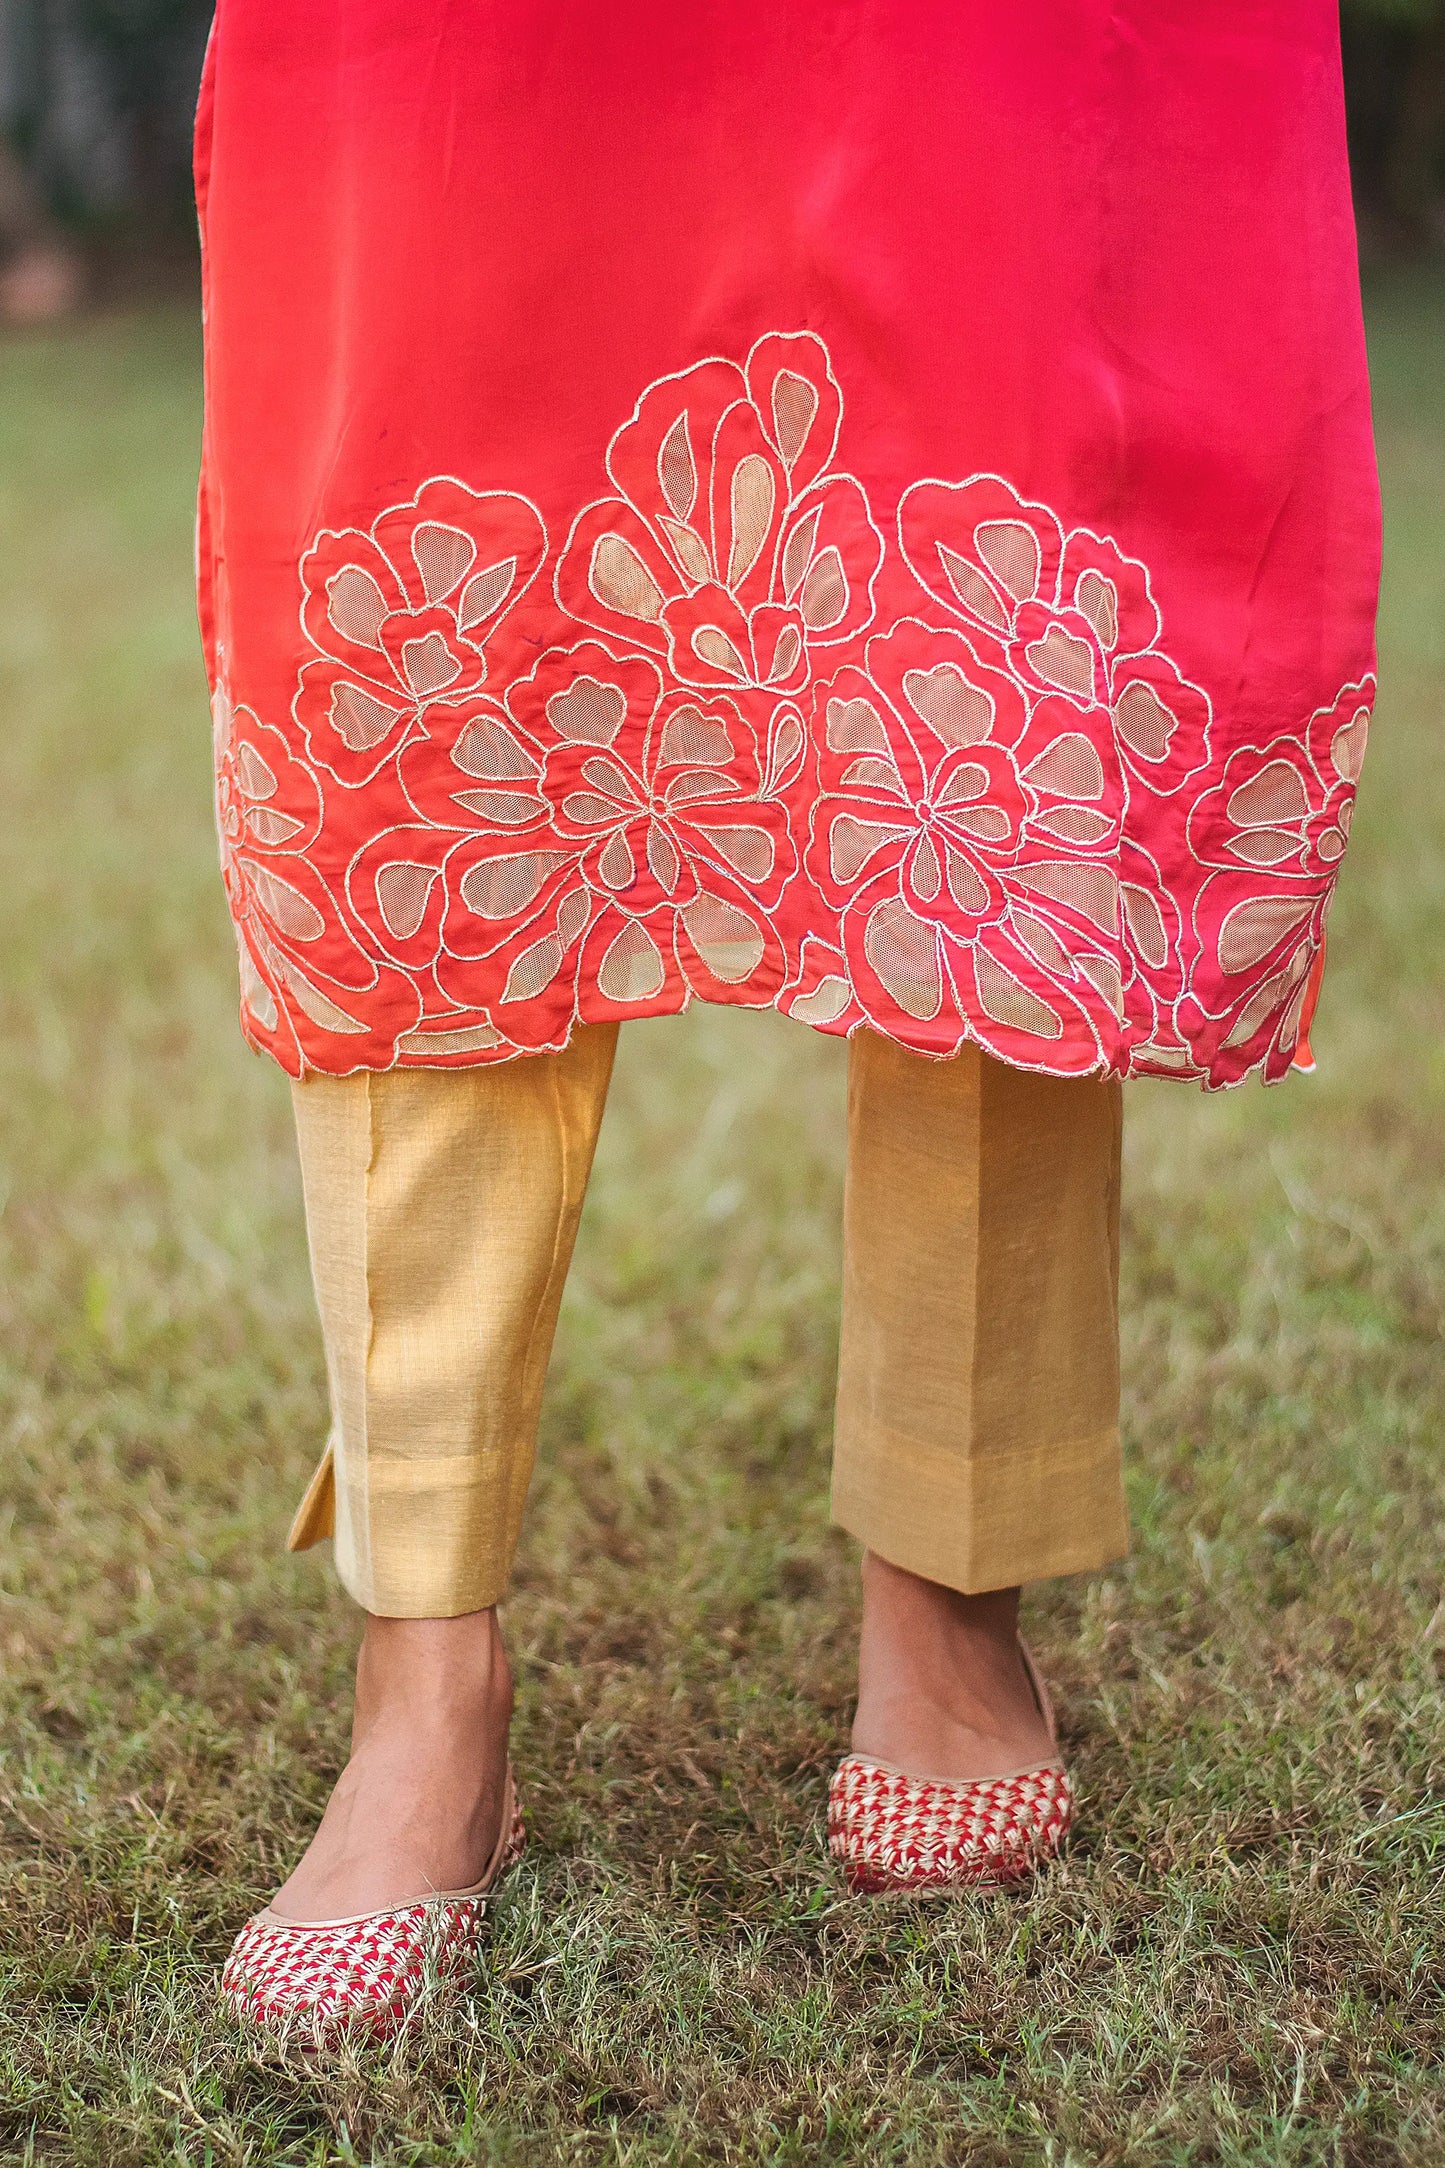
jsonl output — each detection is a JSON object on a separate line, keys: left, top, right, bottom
{"left": 287, "top": 1027, "right": 1127, "bottom": 1616}
{"left": 830, "top": 1029, "right": 1125, "bottom": 1595}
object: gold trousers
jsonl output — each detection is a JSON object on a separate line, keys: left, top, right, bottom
{"left": 286, "top": 1027, "right": 1128, "bottom": 1618}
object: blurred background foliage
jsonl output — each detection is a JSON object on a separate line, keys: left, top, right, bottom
{"left": 1343, "top": 0, "right": 1445, "bottom": 246}
{"left": 0, "top": 0, "right": 1442, "bottom": 310}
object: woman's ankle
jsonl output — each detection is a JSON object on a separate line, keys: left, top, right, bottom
{"left": 352, "top": 1606, "right": 512, "bottom": 1749}
{"left": 852, "top": 1553, "right": 1052, "bottom": 1780}
{"left": 270, "top": 1609, "right": 515, "bottom": 1918}
{"left": 859, "top": 1551, "right": 1021, "bottom": 1642}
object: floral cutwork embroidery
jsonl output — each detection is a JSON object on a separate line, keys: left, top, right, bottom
{"left": 211, "top": 331, "right": 1373, "bottom": 1087}
{"left": 214, "top": 686, "right": 419, "bottom": 1070}
{"left": 808, "top": 619, "right": 1122, "bottom": 1073}
{"left": 556, "top": 332, "right": 883, "bottom": 693}
{"left": 295, "top": 479, "right": 547, "bottom": 789}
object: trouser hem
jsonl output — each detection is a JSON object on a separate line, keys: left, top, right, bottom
{"left": 829, "top": 1422, "right": 1130, "bottom": 1594}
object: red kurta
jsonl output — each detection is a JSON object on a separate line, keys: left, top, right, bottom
{"left": 195, "top": 0, "right": 1380, "bottom": 1087}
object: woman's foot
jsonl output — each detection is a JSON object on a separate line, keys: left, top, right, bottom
{"left": 850, "top": 1553, "right": 1056, "bottom": 1782}
{"left": 830, "top": 1554, "right": 1071, "bottom": 1893}
{"left": 269, "top": 1607, "right": 514, "bottom": 1921}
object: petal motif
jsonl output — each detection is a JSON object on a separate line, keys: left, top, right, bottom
{"left": 898, "top": 475, "right": 1066, "bottom": 634}
{"left": 744, "top": 330, "right": 843, "bottom": 495}
{"left": 557, "top": 340, "right": 881, "bottom": 692}
{"left": 296, "top": 482, "right": 546, "bottom": 787}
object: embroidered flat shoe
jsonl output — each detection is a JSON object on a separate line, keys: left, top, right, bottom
{"left": 222, "top": 1766, "right": 525, "bottom": 2035}
{"left": 828, "top": 1640, "right": 1073, "bottom": 1894}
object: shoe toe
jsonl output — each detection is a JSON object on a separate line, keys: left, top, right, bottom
{"left": 828, "top": 1755, "right": 1073, "bottom": 1894}
{"left": 222, "top": 1899, "right": 483, "bottom": 2032}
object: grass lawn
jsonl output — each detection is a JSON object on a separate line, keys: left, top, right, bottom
{"left": 0, "top": 274, "right": 1443, "bottom": 2167}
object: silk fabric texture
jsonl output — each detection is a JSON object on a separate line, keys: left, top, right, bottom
{"left": 196, "top": 1, "right": 1380, "bottom": 1089}
{"left": 287, "top": 1028, "right": 1126, "bottom": 1616}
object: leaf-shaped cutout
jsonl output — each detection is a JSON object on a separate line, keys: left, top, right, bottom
{"left": 580, "top": 753, "right": 640, "bottom": 803}
{"left": 502, "top": 933, "right": 565, "bottom": 1004}
{"left": 1114, "top": 682, "right": 1178, "bottom": 760}
{"left": 800, "top": 548, "right": 847, "bottom": 632}
{"left": 1074, "top": 570, "right": 1118, "bottom": 648}
{"left": 326, "top": 567, "right": 388, "bottom": 647}
{"left": 659, "top": 518, "right": 711, "bottom": 585}
{"left": 681, "top": 893, "right": 766, "bottom": 983}
{"left": 975, "top": 950, "right": 1063, "bottom": 1038}
{"left": 451, "top": 788, "right": 540, "bottom": 826}
{"left": 250, "top": 866, "right": 326, "bottom": 942}
{"left": 658, "top": 412, "right": 696, "bottom": 521}
{"left": 598, "top": 919, "right": 666, "bottom": 1002}
{"left": 772, "top": 370, "right": 820, "bottom": 466}
{"left": 975, "top": 520, "right": 1040, "bottom": 602}
{"left": 1226, "top": 760, "right": 1309, "bottom": 830}
{"left": 766, "top": 709, "right": 805, "bottom": 792}
{"left": 235, "top": 743, "right": 279, "bottom": 800}
{"left": 1221, "top": 967, "right": 1294, "bottom": 1050}
{"left": 1226, "top": 828, "right": 1304, "bottom": 868}
{"left": 767, "top": 624, "right": 803, "bottom": 683}
{"left": 1010, "top": 908, "right": 1071, "bottom": 977}
{"left": 781, "top": 507, "right": 821, "bottom": 600}
{"left": 373, "top": 862, "right": 438, "bottom": 940}
{"left": 278, "top": 958, "right": 367, "bottom": 1033}
{"left": 937, "top": 544, "right": 1010, "bottom": 630}
{"left": 1018, "top": 860, "right": 1119, "bottom": 935}
{"left": 332, "top": 682, "right": 404, "bottom": 751}
{"left": 245, "top": 807, "right": 306, "bottom": 846}
{"left": 399, "top": 1022, "right": 506, "bottom": 1056}
{"left": 1032, "top": 805, "right": 1113, "bottom": 846}
{"left": 1025, "top": 733, "right": 1107, "bottom": 801}
{"left": 590, "top": 534, "right": 666, "bottom": 621}
{"left": 1217, "top": 895, "right": 1312, "bottom": 975}
{"left": 453, "top": 713, "right": 536, "bottom": 780}
{"left": 561, "top": 791, "right": 626, "bottom": 828}
{"left": 459, "top": 850, "right": 569, "bottom": 920}
{"left": 948, "top": 803, "right": 1014, "bottom": 843}
{"left": 727, "top": 456, "right": 776, "bottom": 588}
{"left": 1077, "top": 951, "right": 1123, "bottom": 1016}
{"left": 556, "top": 886, "right": 592, "bottom": 945}
{"left": 412, "top": 522, "right": 477, "bottom": 604}
{"left": 706, "top": 824, "right": 775, "bottom": 883}
{"left": 458, "top": 558, "right": 518, "bottom": 632}
{"left": 863, "top": 896, "right": 942, "bottom": 1020}
{"left": 667, "top": 769, "right": 740, "bottom": 806}
{"left": 840, "top": 755, "right": 904, "bottom": 795}
{"left": 1120, "top": 882, "right": 1168, "bottom": 968}
{"left": 830, "top": 815, "right": 906, "bottom": 883}
{"left": 238, "top": 943, "right": 278, "bottom": 1032}
{"left": 943, "top": 847, "right": 987, "bottom": 916}
{"left": 692, "top": 626, "right": 750, "bottom": 680}
{"left": 647, "top": 823, "right": 681, "bottom": 893}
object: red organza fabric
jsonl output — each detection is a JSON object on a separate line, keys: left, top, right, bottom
{"left": 196, "top": 1, "right": 1380, "bottom": 1085}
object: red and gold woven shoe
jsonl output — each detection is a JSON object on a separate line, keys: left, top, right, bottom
{"left": 828, "top": 1640, "right": 1073, "bottom": 1895}
{"left": 221, "top": 1767, "right": 525, "bottom": 2035}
